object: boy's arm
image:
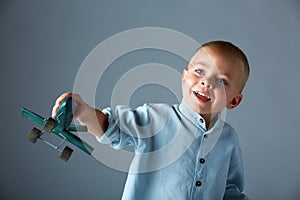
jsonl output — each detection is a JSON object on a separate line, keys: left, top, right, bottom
{"left": 78, "top": 106, "right": 108, "bottom": 137}
{"left": 52, "top": 92, "right": 108, "bottom": 137}
{"left": 223, "top": 146, "right": 249, "bottom": 200}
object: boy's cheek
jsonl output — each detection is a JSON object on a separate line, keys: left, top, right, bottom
{"left": 182, "top": 79, "right": 192, "bottom": 93}
{"left": 214, "top": 92, "right": 227, "bottom": 108}
{"left": 181, "top": 82, "right": 192, "bottom": 101}
{"left": 181, "top": 83, "right": 188, "bottom": 97}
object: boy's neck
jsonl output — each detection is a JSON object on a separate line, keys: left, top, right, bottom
{"left": 200, "top": 112, "right": 219, "bottom": 130}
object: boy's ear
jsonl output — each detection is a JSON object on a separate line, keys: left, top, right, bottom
{"left": 226, "top": 93, "right": 243, "bottom": 110}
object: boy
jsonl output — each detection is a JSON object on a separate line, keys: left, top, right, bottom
{"left": 52, "top": 41, "right": 250, "bottom": 199}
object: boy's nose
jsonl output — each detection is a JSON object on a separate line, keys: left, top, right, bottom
{"left": 201, "top": 80, "right": 213, "bottom": 89}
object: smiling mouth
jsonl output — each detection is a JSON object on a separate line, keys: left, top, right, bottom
{"left": 193, "top": 91, "right": 212, "bottom": 102}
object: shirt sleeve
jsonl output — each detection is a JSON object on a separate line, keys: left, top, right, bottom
{"left": 96, "top": 104, "right": 156, "bottom": 150}
{"left": 223, "top": 136, "right": 249, "bottom": 200}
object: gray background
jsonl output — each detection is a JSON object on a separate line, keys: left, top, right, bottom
{"left": 1, "top": 0, "right": 300, "bottom": 199}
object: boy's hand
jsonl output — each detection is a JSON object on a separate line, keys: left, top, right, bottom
{"left": 52, "top": 92, "right": 108, "bottom": 137}
{"left": 51, "top": 92, "right": 89, "bottom": 120}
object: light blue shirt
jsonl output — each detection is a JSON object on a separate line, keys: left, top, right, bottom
{"left": 98, "top": 99, "right": 249, "bottom": 200}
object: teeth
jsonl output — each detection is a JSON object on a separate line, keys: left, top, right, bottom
{"left": 194, "top": 91, "right": 211, "bottom": 100}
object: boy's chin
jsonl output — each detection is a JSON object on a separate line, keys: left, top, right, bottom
{"left": 192, "top": 106, "right": 222, "bottom": 117}
{"left": 184, "top": 97, "right": 223, "bottom": 114}
{"left": 190, "top": 106, "right": 211, "bottom": 115}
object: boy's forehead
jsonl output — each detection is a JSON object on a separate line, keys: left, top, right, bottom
{"left": 191, "top": 47, "right": 241, "bottom": 75}
{"left": 190, "top": 47, "right": 215, "bottom": 65}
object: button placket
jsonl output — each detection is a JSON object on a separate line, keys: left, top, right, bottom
{"left": 199, "top": 158, "right": 205, "bottom": 164}
{"left": 199, "top": 118, "right": 204, "bottom": 123}
{"left": 195, "top": 181, "right": 202, "bottom": 187}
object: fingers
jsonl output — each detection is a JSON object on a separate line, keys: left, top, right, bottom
{"left": 51, "top": 92, "right": 73, "bottom": 118}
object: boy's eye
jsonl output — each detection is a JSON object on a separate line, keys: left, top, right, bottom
{"left": 195, "top": 69, "right": 204, "bottom": 75}
{"left": 216, "top": 77, "right": 226, "bottom": 85}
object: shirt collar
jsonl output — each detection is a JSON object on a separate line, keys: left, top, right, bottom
{"left": 179, "top": 98, "right": 226, "bottom": 133}
{"left": 179, "top": 99, "right": 207, "bottom": 131}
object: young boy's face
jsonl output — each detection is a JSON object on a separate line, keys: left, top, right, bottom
{"left": 182, "top": 46, "right": 244, "bottom": 120}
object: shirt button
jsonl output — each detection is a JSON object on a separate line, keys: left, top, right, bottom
{"left": 196, "top": 181, "right": 202, "bottom": 187}
{"left": 200, "top": 118, "right": 204, "bottom": 123}
{"left": 204, "top": 134, "right": 208, "bottom": 139}
{"left": 199, "top": 158, "right": 205, "bottom": 164}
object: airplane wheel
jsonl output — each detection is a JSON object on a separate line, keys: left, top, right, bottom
{"left": 44, "top": 117, "right": 57, "bottom": 132}
{"left": 27, "top": 127, "right": 41, "bottom": 144}
{"left": 60, "top": 146, "right": 73, "bottom": 162}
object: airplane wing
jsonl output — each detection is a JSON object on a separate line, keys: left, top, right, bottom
{"left": 21, "top": 97, "right": 93, "bottom": 161}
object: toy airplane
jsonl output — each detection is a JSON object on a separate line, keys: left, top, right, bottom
{"left": 21, "top": 97, "right": 93, "bottom": 162}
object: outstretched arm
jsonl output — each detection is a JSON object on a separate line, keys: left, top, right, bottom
{"left": 52, "top": 92, "right": 108, "bottom": 137}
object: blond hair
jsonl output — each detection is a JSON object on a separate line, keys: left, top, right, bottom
{"left": 199, "top": 41, "right": 250, "bottom": 92}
